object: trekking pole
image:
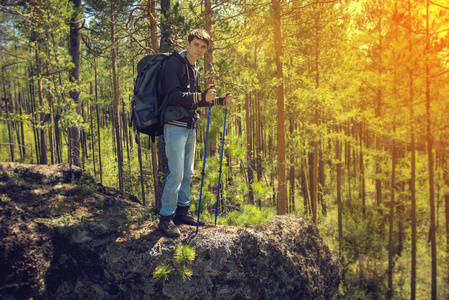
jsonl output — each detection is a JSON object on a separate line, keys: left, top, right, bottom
{"left": 214, "top": 96, "right": 229, "bottom": 225}
{"left": 197, "top": 103, "right": 212, "bottom": 233}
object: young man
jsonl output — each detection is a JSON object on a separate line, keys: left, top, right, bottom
{"left": 159, "top": 29, "right": 232, "bottom": 237}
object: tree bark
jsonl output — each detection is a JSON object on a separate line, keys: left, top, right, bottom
{"left": 44, "top": 44, "right": 55, "bottom": 164}
{"left": 444, "top": 148, "right": 449, "bottom": 295}
{"left": 28, "top": 67, "right": 40, "bottom": 163}
{"left": 204, "top": 0, "right": 215, "bottom": 158}
{"left": 111, "top": 19, "right": 125, "bottom": 192}
{"left": 407, "top": 2, "right": 416, "bottom": 297}
{"left": 388, "top": 128, "right": 396, "bottom": 299}
{"left": 425, "top": 1, "right": 437, "bottom": 298}
{"left": 375, "top": 12, "right": 383, "bottom": 216}
{"left": 289, "top": 114, "right": 295, "bottom": 213}
{"left": 35, "top": 42, "right": 47, "bottom": 165}
{"left": 69, "top": 0, "right": 82, "bottom": 167}
{"left": 94, "top": 62, "right": 103, "bottom": 184}
{"left": 360, "top": 121, "right": 366, "bottom": 215}
{"left": 336, "top": 126, "right": 342, "bottom": 244}
{"left": 18, "top": 91, "right": 26, "bottom": 158}
{"left": 272, "top": 0, "right": 287, "bottom": 215}
{"left": 148, "top": 6, "right": 159, "bottom": 206}
{"left": 89, "top": 82, "right": 96, "bottom": 177}
{"left": 254, "top": 46, "right": 262, "bottom": 182}
{"left": 148, "top": 0, "right": 159, "bottom": 52}
{"left": 312, "top": 112, "right": 319, "bottom": 224}
{"left": 244, "top": 68, "right": 254, "bottom": 204}
{"left": 156, "top": 0, "right": 172, "bottom": 211}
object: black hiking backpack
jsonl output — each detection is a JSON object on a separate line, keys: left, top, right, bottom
{"left": 130, "top": 52, "right": 181, "bottom": 142}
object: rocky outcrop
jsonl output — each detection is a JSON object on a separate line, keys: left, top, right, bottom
{"left": 0, "top": 197, "right": 54, "bottom": 298}
{"left": 0, "top": 163, "right": 342, "bottom": 299}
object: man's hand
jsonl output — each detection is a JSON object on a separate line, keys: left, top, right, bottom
{"left": 221, "top": 92, "right": 232, "bottom": 107}
{"left": 205, "top": 84, "right": 216, "bottom": 103}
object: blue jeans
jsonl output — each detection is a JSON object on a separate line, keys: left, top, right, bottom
{"left": 160, "top": 124, "right": 196, "bottom": 216}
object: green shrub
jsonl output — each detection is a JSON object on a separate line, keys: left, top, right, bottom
{"left": 219, "top": 204, "right": 276, "bottom": 228}
{"left": 153, "top": 245, "right": 197, "bottom": 285}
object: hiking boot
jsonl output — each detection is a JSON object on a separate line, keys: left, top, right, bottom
{"left": 174, "top": 205, "right": 205, "bottom": 226}
{"left": 159, "top": 214, "right": 180, "bottom": 237}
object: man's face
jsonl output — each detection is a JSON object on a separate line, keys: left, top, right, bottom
{"left": 186, "top": 37, "right": 208, "bottom": 63}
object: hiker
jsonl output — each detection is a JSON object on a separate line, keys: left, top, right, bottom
{"left": 158, "top": 29, "right": 232, "bottom": 237}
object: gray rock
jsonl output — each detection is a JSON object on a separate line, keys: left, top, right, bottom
{"left": 0, "top": 163, "right": 342, "bottom": 300}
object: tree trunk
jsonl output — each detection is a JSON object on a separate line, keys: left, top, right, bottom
{"left": 18, "top": 92, "right": 26, "bottom": 158}
{"left": 204, "top": 0, "right": 214, "bottom": 87}
{"left": 375, "top": 14, "right": 383, "bottom": 216}
{"left": 360, "top": 121, "right": 366, "bottom": 215}
{"left": 289, "top": 114, "right": 295, "bottom": 213}
{"left": 111, "top": 19, "right": 125, "bottom": 192}
{"left": 156, "top": 0, "right": 172, "bottom": 211}
{"left": 204, "top": 3, "right": 215, "bottom": 159}
{"left": 69, "top": 0, "right": 82, "bottom": 167}
{"left": 312, "top": 112, "right": 319, "bottom": 224}
{"left": 408, "top": 2, "right": 416, "bottom": 297}
{"left": 44, "top": 44, "right": 55, "bottom": 164}
{"left": 148, "top": 0, "right": 159, "bottom": 52}
{"left": 28, "top": 68, "right": 40, "bottom": 163}
{"left": 346, "top": 137, "right": 352, "bottom": 207}
{"left": 388, "top": 128, "right": 396, "bottom": 299}
{"left": 426, "top": 2, "right": 437, "bottom": 298}
{"left": 5, "top": 95, "right": 14, "bottom": 162}
{"left": 272, "top": 0, "right": 287, "bottom": 215}
{"left": 137, "top": 133, "right": 146, "bottom": 206}
{"left": 147, "top": 14, "right": 159, "bottom": 205}
{"left": 244, "top": 72, "right": 254, "bottom": 204}
{"left": 444, "top": 148, "right": 449, "bottom": 295}
{"left": 254, "top": 47, "right": 262, "bottom": 182}
{"left": 336, "top": 126, "right": 342, "bottom": 244}
{"left": 94, "top": 63, "right": 103, "bottom": 184}
{"left": 35, "top": 42, "right": 47, "bottom": 165}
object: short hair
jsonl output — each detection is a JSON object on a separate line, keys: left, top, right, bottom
{"left": 188, "top": 29, "right": 211, "bottom": 46}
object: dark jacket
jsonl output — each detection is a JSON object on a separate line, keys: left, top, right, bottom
{"left": 162, "top": 50, "right": 223, "bottom": 128}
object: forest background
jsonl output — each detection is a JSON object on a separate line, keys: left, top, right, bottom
{"left": 0, "top": 0, "right": 448, "bottom": 298}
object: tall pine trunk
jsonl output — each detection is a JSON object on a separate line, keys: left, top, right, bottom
{"left": 388, "top": 126, "right": 396, "bottom": 299}
{"left": 244, "top": 66, "right": 254, "bottom": 204}
{"left": 360, "top": 121, "right": 366, "bottom": 215}
{"left": 44, "top": 44, "right": 55, "bottom": 164}
{"left": 35, "top": 41, "right": 47, "bottom": 165}
{"left": 69, "top": 0, "right": 82, "bottom": 167}
{"left": 375, "top": 10, "right": 383, "bottom": 216}
{"left": 156, "top": 0, "right": 172, "bottom": 211}
{"left": 425, "top": 1, "right": 437, "bottom": 297}
{"left": 111, "top": 19, "right": 125, "bottom": 192}
{"left": 408, "top": 1, "right": 416, "bottom": 297}
{"left": 254, "top": 46, "right": 262, "bottom": 182}
{"left": 336, "top": 126, "right": 342, "bottom": 244}
{"left": 272, "top": 0, "right": 287, "bottom": 215}
{"left": 94, "top": 62, "right": 103, "bottom": 184}
{"left": 148, "top": 6, "right": 159, "bottom": 206}
{"left": 289, "top": 114, "right": 296, "bottom": 213}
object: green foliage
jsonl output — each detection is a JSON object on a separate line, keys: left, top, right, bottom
{"left": 252, "top": 181, "right": 273, "bottom": 206}
{"left": 1, "top": 194, "right": 12, "bottom": 202}
{"left": 74, "top": 172, "right": 96, "bottom": 187}
{"left": 153, "top": 245, "right": 197, "bottom": 285}
{"left": 55, "top": 197, "right": 65, "bottom": 210}
{"left": 153, "top": 263, "right": 173, "bottom": 285}
{"left": 177, "top": 264, "right": 193, "bottom": 282}
{"left": 175, "top": 244, "right": 196, "bottom": 265}
{"left": 219, "top": 204, "right": 276, "bottom": 228}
